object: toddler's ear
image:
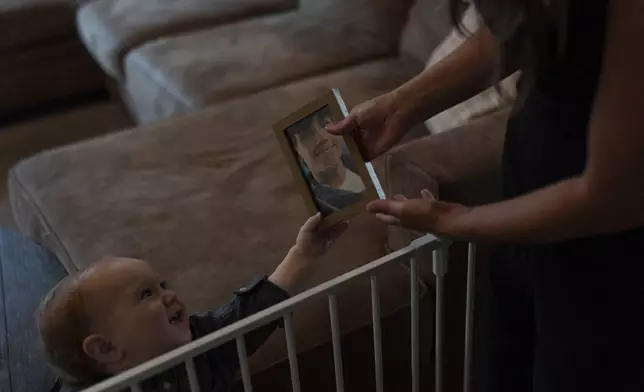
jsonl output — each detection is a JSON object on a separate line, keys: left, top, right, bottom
{"left": 83, "top": 334, "right": 123, "bottom": 364}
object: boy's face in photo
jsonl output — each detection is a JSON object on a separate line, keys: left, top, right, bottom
{"left": 294, "top": 111, "right": 344, "bottom": 186}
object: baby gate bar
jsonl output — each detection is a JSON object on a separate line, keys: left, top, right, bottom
{"left": 82, "top": 235, "right": 477, "bottom": 392}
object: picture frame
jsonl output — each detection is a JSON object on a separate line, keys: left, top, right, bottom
{"left": 273, "top": 89, "right": 386, "bottom": 228}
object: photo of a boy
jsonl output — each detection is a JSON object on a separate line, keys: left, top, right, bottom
{"left": 286, "top": 106, "right": 366, "bottom": 216}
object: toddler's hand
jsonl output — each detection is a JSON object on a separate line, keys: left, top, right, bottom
{"left": 295, "top": 214, "right": 348, "bottom": 260}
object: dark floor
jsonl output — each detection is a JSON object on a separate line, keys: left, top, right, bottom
{"left": 0, "top": 229, "right": 68, "bottom": 392}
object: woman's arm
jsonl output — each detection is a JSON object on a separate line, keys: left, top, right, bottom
{"left": 391, "top": 26, "right": 518, "bottom": 128}
{"left": 370, "top": 1, "right": 644, "bottom": 244}
{"left": 581, "top": 0, "right": 644, "bottom": 235}
{"left": 327, "top": 23, "right": 520, "bottom": 160}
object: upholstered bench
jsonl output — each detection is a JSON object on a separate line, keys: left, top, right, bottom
{"left": 9, "top": 63, "right": 438, "bottom": 391}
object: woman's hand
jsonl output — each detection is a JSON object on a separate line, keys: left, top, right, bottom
{"left": 367, "top": 189, "right": 469, "bottom": 237}
{"left": 326, "top": 93, "right": 410, "bottom": 161}
{"left": 294, "top": 214, "right": 348, "bottom": 260}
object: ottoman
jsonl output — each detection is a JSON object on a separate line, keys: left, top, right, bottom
{"left": 9, "top": 60, "right": 437, "bottom": 391}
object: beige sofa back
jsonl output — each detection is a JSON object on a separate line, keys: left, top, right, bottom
{"left": 400, "top": 0, "right": 453, "bottom": 64}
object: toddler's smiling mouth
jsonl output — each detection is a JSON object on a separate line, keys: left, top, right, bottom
{"left": 169, "top": 309, "right": 185, "bottom": 325}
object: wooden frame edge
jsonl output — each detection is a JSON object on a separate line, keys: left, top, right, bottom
{"left": 272, "top": 89, "right": 386, "bottom": 228}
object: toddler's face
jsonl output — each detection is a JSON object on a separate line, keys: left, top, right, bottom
{"left": 83, "top": 258, "right": 192, "bottom": 370}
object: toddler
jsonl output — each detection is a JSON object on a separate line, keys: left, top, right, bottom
{"left": 37, "top": 214, "right": 347, "bottom": 391}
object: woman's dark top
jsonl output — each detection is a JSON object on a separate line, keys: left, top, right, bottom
{"left": 477, "top": 0, "right": 644, "bottom": 390}
{"left": 476, "top": 0, "right": 644, "bottom": 250}
{"left": 503, "top": 0, "right": 608, "bottom": 198}
{"left": 501, "top": 0, "right": 644, "bottom": 250}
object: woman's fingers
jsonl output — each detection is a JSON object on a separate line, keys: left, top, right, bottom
{"left": 326, "top": 115, "right": 357, "bottom": 135}
{"left": 368, "top": 196, "right": 434, "bottom": 229}
{"left": 421, "top": 189, "right": 436, "bottom": 200}
{"left": 301, "top": 213, "right": 322, "bottom": 232}
{"left": 375, "top": 213, "right": 401, "bottom": 225}
{"left": 367, "top": 200, "right": 405, "bottom": 218}
{"left": 393, "top": 194, "right": 408, "bottom": 201}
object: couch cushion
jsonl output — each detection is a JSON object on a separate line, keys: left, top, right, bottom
{"left": 123, "top": 0, "right": 415, "bottom": 123}
{"left": 77, "top": 0, "right": 298, "bottom": 80}
{"left": 399, "top": 0, "right": 452, "bottom": 64}
{"left": 0, "top": 0, "right": 76, "bottom": 52}
{"left": 9, "top": 60, "right": 425, "bottom": 376}
{"left": 423, "top": 5, "right": 519, "bottom": 134}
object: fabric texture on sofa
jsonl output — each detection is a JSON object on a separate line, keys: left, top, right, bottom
{"left": 120, "top": 0, "right": 415, "bottom": 123}
{"left": 76, "top": 0, "right": 298, "bottom": 79}
{"left": 422, "top": 5, "right": 519, "bottom": 134}
{"left": 398, "top": 0, "right": 452, "bottom": 64}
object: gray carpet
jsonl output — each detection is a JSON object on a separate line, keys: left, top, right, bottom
{"left": 0, "top": 228, "right": 68, "bottom": 392}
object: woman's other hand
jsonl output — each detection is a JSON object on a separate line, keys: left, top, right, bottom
{"left": 367, "top": 189, "right": 469, "bottom": 237}
{"left": 325, "top": 93, "right": 410, "bottom": 161}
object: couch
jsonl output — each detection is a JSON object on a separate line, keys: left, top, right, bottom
{"left": 76, "top": 0, "right": 452, "bottom": 124}
{"left": 0, "top": 0, "right": 104, "bottom": 117}
{"left": 9, "top": 0, "right": 509, "bottom": 391}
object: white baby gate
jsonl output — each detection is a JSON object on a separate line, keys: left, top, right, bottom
{"left": 82, "top": 234, "right": 477, "bottom": 392}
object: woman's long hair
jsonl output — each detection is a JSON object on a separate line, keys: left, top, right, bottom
{"left": 449, "top": 0, "right": 569, "bottom": 100}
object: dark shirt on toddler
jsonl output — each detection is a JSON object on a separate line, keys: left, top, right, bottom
{"left": 62, "top": 276, "right": 290, "bottom": 392}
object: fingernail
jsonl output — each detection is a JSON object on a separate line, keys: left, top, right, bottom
{"left": 325, "top": 121, "right": 339, "bottom": 129}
